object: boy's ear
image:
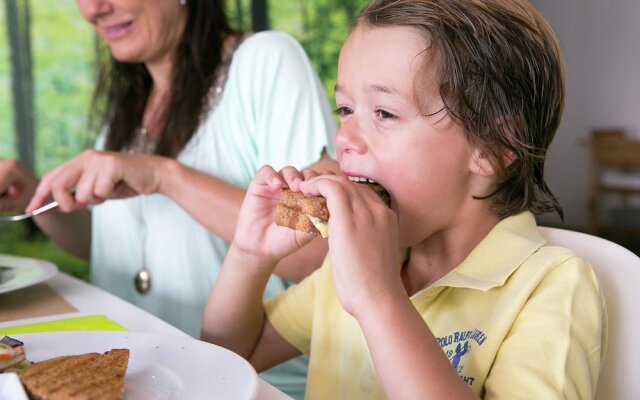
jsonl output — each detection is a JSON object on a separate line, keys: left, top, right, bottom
{"left": 469, "top": 149, "right": 496, "bottom": 176}
{"left": 469, "top": 147, "right": 516, "bottom": 177}
{"left": 470, "top": 116, "right": 518, "bottom": 176}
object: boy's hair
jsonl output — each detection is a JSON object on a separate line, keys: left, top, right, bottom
{"left": 356, "top": 0, "right": 564, "bottom": 218}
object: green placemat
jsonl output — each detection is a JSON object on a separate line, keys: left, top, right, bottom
{"left": 0, "top": 315, "right": 127, "bottom": 335}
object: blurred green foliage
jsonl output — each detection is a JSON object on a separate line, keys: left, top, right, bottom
{"left": 1, "top": 0, "right": 94, "bottom": 279}
{"left": 0, "top": 221, "right": 90, "bottom": 280}
{"left": 0, "top": 3, "right": 13, "bottom": 157}
{"left": 231, "top": 0, "right": 370, "bottom": 105}
{"left": 0, "top": 0, "right": 366, "bottom": 280}
{"left": 1, "top": 0, "right": 95, "bottom": 173}
{"left": 270, "top": 0, "right": 370, "bottom": 104}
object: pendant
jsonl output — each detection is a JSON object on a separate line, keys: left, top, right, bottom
{"left": 134, "top": 267, "right": 151, "bottom": 294}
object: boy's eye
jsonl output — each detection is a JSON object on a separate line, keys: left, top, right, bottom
{"left": 375, "top": 109, "right": 398, "bottom": 120}
{"left": 333, "top": 106, "right": 353, "bottom": 117}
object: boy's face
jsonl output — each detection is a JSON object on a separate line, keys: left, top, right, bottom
{"left": 335, "top": 25, "right": 485, "bottom": 246}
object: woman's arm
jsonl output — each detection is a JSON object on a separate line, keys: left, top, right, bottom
{"left": 26, "top": 150, "right": 336, "bottom": 279}
{"left": 33, "top": 210, "right": 92, "bottom": 260}
{"left": 157, "top": 153, "right": 337, "bottom": 282}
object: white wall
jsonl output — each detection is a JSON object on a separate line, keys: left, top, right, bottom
{"left": 533, "top": 0, "right": 640, "bottom": 229}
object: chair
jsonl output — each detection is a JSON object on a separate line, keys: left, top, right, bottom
{"left": 538, "top": 226, "right": 640, "bottom": 400}
{"left": 588, "top": 129, "right": 640, "bottom": 235}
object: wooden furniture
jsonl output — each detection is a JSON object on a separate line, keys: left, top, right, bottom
{"left": 539, "top": 227, "right": 640, "bottom": 400}
{"left": 588, "top": 129, "right": 640, "bottom": 235}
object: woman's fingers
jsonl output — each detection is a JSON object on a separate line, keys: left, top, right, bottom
{"left": 26, "top": 167, "right": 67, "bottom": 212}
{"left": 27, "top": 150, "right": 140, "bottom": 212}
{"left": 51, "top": 184, "right": 78, "bottom": 212}
{"left": 27, "top": 150, "right": 94, "bottom": 212}
{"left": 74, "top": 166, "right": 107, "bottom": 206}
{"left": 93, "top": 153, "right": 136, "bottom": 200}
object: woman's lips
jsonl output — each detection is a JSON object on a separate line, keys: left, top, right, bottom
{"left": 101, "top": 21, "right": 134, "bottom": 42}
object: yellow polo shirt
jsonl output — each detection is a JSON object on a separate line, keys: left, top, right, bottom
{"left": 264, "top": 212, "right": 607, "bottom": 399}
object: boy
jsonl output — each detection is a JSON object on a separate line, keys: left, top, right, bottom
{"left": 202, "top": 0, "right": 606, "bottom": 398}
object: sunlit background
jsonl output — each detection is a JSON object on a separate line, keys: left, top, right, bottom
{"left": 1, "top": 0, "right": 639, "bottom": 280}
{"left": 0, "top": 0, "right": 369, "bottom": 279}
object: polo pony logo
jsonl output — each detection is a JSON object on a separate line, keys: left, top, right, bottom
{"left": 436, "top": 328, "right": 488, "bottom": 387}
{"left": 452, "top": 341, "right": 469, "bottom": 371}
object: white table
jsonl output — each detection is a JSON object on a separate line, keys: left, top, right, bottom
{"left": 0, "top": 272, "right": 292, "bottom": 400}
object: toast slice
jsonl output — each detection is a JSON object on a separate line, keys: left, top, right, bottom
{"left": 275, "top": 191, "right": 329, "bottom": 237}
{"left": 20, "top": 348, "right": 129, "bottom": 400}
{"left": 275, "top": 182, "right": 389, "bottom": 238}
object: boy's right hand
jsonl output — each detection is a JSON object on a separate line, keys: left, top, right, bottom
{"left": 0, "top": 159, "right": 38, "bottom": 212}
{"left": 232, "top": 165, "right": 319, "bottom": 268}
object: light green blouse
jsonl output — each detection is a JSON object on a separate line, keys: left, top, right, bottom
{"left": 91, "top": 31, "right": 336, "bottom": 399}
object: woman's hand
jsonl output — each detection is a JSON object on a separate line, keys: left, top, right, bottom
{"left": 0, "top": 159, "right": 38, "bottom": 212}
{"left": 300, "top": 175, "right": 404, "bottom": 316}
{"left": 26, "top": 149, "right": 169, "bottom": 213}
{"left": 231, "top": 165, "right": 322, "bottom": 269}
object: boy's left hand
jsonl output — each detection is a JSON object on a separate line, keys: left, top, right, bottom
{"left": 300, "top": 175, "right": 405, "bottom": 316}
{"left": 232, "top": 165, "right": 320, "bottom": 269}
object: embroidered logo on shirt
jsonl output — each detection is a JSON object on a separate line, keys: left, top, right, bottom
{"left": 436, "top": 328, "right": 487, "bottom": 386}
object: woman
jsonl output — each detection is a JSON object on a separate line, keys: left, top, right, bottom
{"left": 0, "top": 0, "right": 336, "bottom": 397}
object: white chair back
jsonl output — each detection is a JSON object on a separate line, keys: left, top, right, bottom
{"left": 538, "top": 226, "right": 640, "bottom": 400}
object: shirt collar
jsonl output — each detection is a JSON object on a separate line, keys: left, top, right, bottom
{"left": 429, "top": 211, "right": 546, "bottom": 291}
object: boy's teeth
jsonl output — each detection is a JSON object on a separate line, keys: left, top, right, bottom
{"left": 348, "top": 176, "right": 377, "bottom": 184}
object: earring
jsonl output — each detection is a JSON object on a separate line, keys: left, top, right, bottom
{"left": 179, "top": 0, "right": 186, "bottom": 5}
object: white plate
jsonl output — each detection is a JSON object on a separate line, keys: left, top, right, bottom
{"left": 0, "top": 373, "right": 29, "bottom": 400}
{"left": 0, "top": 254, "right": 58, "bottom": 294}
{"left": 11, "top": 331, "right": 258, "bottom": 400}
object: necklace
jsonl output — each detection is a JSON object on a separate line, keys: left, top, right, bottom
{"left": 133, "top": 190, "right": 152, "bottom": 294}
{"left": 127, "top": 126, "right": 157, "bottom": 155}
{"left": 127, "top": 126, "right": 154, "bottom": 294}
{"left": 129, "top": 36, "right": 242, "bottom": 294}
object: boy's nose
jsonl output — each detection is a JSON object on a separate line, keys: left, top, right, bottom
{"left": 336, "top": 119, "right": 367, "bottom": 156}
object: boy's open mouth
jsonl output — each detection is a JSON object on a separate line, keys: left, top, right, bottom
{"left": 347, "top": 176, "right": 390, "bottom": 206}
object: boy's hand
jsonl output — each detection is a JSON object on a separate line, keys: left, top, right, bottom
{"left": 300, "top": 175, "right": 405, "bottom": 316}
{"left": 232, "top": 165, "right": 320, "bottom": 268}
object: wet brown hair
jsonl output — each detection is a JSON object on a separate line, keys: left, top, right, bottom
{"left": 356, "top": 0, "right": 565, "bottom": 218}
{"left": 91, "top": 0, "right": 235, "bottom": 158}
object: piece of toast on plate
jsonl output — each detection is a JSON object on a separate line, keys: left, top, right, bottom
{"left": 19, "top": 348, "right": 129, "bottom": 400}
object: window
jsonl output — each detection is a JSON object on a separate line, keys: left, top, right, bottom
{"left": 0, "top": 0, "right": 368, "bottom": 278}
{"left": 1, "top": 0, "right": 94, "bottom": 174}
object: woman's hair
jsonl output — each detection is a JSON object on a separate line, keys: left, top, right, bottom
{"left": 356, "top": 0, "right": 565, "bottom": 219}
{"left": 91, "top": 0, "right": 235, "bottom": 158}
